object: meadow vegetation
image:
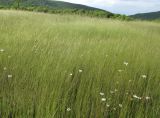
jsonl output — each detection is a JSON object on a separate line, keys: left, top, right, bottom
{"left": 0, "top": 10, "right": 160, "bottom": 118}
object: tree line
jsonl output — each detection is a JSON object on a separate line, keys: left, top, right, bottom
{"left": 0, "top": 0, "right": 133, "bottom": 21}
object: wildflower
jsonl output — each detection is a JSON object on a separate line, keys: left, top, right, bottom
{"left": 3, "top": 67, "right": 7, "bottom": 70}
{"left": 79, "top": 69, "right": 83, "bottom": 73}
{"left": 70, "top": 73, "right": 73, "bottom": 76}
{"left": 130, "top": 98, "right": 133, "bottom": 101}
{"left": 110, "top": 91, "right": 114, "bottom": 94}
{"left": 67, "top": 108, "right": 71, "bottom": 111}
{"left": 80, "top": 54, "right": 84, "bottom": 57}
{"left": 145, "top": 96, "right": 151, "bottom": 100}
{"left": 133, "top": 95, "right": 141, "bottom": 100}
{"left": 123, "top": 61, "right": 128, "bottom": 66}
{"left": 106, "top": 104, "right": 110, "bottom": 107}
{"left": 0, "top": 49, "right": 4, "bottom": 52}
{"left": 119, "top": 104, "right": 122, "bottom": 108}
{"left": 101, "top": 98, "right": 106, "bottom": 102}
{"left": 118, "top": 69, "right": 123, "bottom": 72}
{"left": 114, "top": 89, "right": 118, "bottom": 92}
{"left": 8, "top": 75, "right": 12, "bottom": 78}
{"left": 141, "top": 75, "right": 147, "bottom": 79}
{"left": 100, "top": 92, "right": 105, "bottom": 96}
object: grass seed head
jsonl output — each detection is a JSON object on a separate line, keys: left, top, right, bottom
{"left": 113, "top": 108, "right": 116, "bottom": 111}
{"left": 8, "top": 56, "right": 11, "bottom": 58}
{"left": 110, "top": 91, "right": 114, "bottom": 94}
{"left": 114, "top": 89, "right": 118, "bottom": 92}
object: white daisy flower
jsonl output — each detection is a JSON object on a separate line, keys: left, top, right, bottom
{"left": 100, "top": 92, "right": 105, "bottom": 96}
{"left": 8, "top": 75, "right": 12, "bottom": 78}
{"left": 106, "top": 104, "right": 110, "bottom": 107}
{"left": 119, "top": 104, "right": 123, "bottom": 108}
{"left": 67, "top": 108, "right": 71, "bottom": 111}
{"left": 123, "top": 61, "right": 128, "bottom": 66}
{"left": 133, "top": 95, "right": 141, "bottom": 100}
{"left": 79, "top": 69, "right": 83, "bottom": 73}
{"left": 3, "top": 67, "right": 7, "bottom": 70}
{"left": 145, "top": 96, "right": 151, "bottom": 100}
{"left": 101, "top": 98, "right": 106, "bottom": 102}
{"left": 0, "top": 49, "right": 4, "bottom": 52}
{"left": 141, "top": 75, "right": 147, "bottom": 79}
{"left": 118, "top": 69, "right": 123, "bottom": 72}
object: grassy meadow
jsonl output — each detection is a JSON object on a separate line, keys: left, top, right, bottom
{"left": 0, "top": 10, "right": 160, "bottom": 118}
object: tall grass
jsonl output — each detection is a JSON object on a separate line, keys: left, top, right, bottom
{"left": 0, "top": 10, "right": 160, "bottom": 118}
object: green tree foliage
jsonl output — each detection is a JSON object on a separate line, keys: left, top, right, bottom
{"left": 131, "top": 11, "right": 160, "bottom": 20}
{"left": 0, "top": 0, "right": 132, "bottom": 20}
{"left": 15, "top": 0, "right": 21, "bottom": 8}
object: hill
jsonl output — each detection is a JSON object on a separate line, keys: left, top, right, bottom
{"left": 0, "top": 10, "right": 160, "bottom": 117}
{"left": 131, "top": 11, "right": 160, "bottom": 20}
{"left": 0, "top": 0, "right": 103, "bottom": 10}
{"left": 0, "top": 0, "right": 130, "bottom": 20}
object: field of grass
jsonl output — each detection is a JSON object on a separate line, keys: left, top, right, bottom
{"left": 0, "top": 10, "right": 160, "bottom": 118}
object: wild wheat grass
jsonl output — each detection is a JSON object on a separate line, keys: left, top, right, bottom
{"left": 0, "top": 10, "right": 160, "bottom": 118}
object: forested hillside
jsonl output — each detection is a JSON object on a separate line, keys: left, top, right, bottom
{"left": 0, "top": 0, "right": 131, "bottom": 20}
{"left": 131, "top": 11, "right": 160, "bottom": 20}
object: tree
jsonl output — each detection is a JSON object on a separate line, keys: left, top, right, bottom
{"left": 15, "top": 0, "right": 21, "bottom": 8}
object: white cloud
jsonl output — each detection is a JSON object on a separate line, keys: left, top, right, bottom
{"left": 58, "top": 0, "right": 160, "bottom": 15}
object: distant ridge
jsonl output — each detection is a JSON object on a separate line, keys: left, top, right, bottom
{"left": 131, "top": 11, "right": 160, "bottom": 20}
{"left": 0, "top": 0, "right": 131, "bottom": 20}
{"left": 0, "top": 0, "right": 109, "bottom": 11}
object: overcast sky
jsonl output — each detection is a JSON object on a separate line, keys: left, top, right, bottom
{"left": 58, "top": 0, "right": 160, "bottom": 15}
